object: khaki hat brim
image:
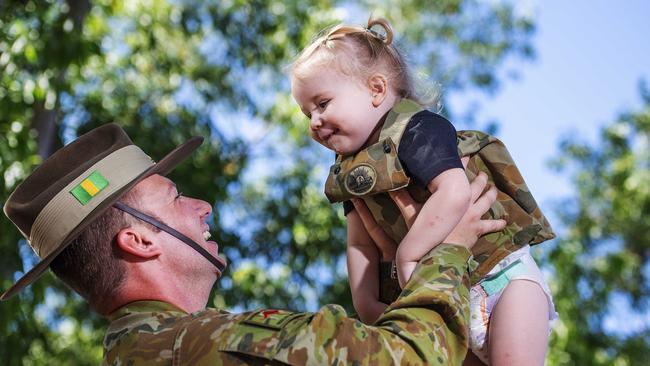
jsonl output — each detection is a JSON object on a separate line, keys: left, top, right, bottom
{"left": 0, "top": 136, "right": 203, "bottom": 301}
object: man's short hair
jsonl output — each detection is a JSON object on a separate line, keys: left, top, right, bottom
{"left": 50, "top": 188, "right": 141, "bottom": 310}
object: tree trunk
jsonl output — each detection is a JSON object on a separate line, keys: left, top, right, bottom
{"left": 30, "top": 0, "right": 91, "bottom": 159}
{"left": 32, "top": 102, "right": 58, "bottom": 159}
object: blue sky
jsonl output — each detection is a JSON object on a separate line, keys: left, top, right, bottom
{"left": 446, "top": 0, "right": 650, "bottom": 336}
{"left": 449, "top": 0, "right": 650, "bottom": 214}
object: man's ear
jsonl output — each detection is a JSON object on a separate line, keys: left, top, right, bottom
{"left": 368, "top": 73, "right": 389, "bottom": 107}
{"left": 115, "top": 227, "right": 161, "bottom": 259}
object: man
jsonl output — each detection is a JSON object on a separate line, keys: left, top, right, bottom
{"left": 2, "top": 123, "right": 505, "bottom": 365}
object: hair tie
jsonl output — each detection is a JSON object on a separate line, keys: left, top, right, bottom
{"left": 366, "top": 17, "right": 393, "bottom": 45}
{"left": 365, "top": 27, "right": 387, "bottom": 42}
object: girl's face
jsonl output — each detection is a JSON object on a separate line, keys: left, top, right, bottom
{"left": 291, "top": 66, "right": 386, "bottom": 155}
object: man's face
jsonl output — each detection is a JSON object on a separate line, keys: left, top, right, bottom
{"left": 133, "top": 174, "right": 226, "bottom": 280}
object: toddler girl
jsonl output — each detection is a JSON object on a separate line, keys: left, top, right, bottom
{"left": 290, "top": 18, "right": 557, "bottom": 365}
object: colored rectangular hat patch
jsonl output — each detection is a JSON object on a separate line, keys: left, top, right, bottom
{"left": 70, "top": 171, "right": 109, "bottom": 205}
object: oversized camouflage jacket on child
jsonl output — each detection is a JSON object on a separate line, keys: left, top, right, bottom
{"left": 324, "top": 99, "right": 555, "bottom": 302}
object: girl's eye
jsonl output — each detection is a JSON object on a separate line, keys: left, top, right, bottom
{"left": 318, "top": 99, "right": 330, "bottom": 109}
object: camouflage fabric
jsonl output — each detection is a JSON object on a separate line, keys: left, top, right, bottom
{"left": 325, "top": 99, "right": 555, "bottom": 289}
{"left": 324, "top": 137, "right": 410, "bottom": 202}
{"left": 103, "top": 244, "right": 474, "bottom": 366}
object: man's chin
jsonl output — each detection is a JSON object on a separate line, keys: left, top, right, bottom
{"left": 205, "top": 240, "right": 227, "bottom": 269}
{"left": 208, "top": 253, "right": 227, "bottom": 278}
{"left": 216, "top": 255, "right": 227, "bottom": 274}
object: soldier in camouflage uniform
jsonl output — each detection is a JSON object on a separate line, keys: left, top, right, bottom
{"left": 291, "top": 17, "right": 558, "bottom": 364}
{"left": 1, "top": 123, "right": 505, "bottom": 365}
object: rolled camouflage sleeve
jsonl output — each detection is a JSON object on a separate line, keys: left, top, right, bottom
{"left": 271, "top": 243, "right": 473, "bottom": 365}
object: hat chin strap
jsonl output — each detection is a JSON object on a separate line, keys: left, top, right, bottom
{"left": 113, "top": 202, "right": 226, "bottom": 273}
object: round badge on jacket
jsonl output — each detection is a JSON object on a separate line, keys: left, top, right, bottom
{"left": 345, "top": 164, "right": 377, "bottom": 196}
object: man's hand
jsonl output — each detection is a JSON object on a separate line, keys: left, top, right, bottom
{"left": 444, "top": 171, "right": 505, "bottom": 249}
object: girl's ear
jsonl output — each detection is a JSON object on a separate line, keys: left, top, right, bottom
{"left": 368, "top": 73, "right": 389, "bottom": 107}
{"left": 115, "top": 226, "right": 162, "bottom": 259}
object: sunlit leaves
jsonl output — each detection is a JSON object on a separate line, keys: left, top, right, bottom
{"left": 1, "top": 1, "right": 538, "bottom": 364}
{"left": 547, "top": 89, "right": 650, "bottom": 365}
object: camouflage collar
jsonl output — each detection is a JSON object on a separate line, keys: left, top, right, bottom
{"left": 107, "top": 300, "right": 187, "bottom": 321}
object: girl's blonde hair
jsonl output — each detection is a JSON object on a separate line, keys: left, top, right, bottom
{"left": 291, "top": 17, "right": 438, "bottom": 108}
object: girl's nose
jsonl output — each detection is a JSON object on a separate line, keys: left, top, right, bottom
{"left": 310, "top": 113, "right": 322, "bottom": 131}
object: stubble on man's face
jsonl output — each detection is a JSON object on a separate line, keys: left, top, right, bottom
{"left": 132, "top": 175, "right": 224, "bottom": 287}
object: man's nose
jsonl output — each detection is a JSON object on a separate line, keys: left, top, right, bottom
{"left": 193, "top": 198, "right": 212, "bottom": 219}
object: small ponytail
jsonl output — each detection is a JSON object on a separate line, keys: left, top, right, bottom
{"left": 366, "top": 17, "right": 393, "bottom": 45}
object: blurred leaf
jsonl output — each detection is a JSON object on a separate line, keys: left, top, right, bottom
{"left": 546, "top": 85, "right": 650, "bottom": 365}
{"left": 0, "top": 0, "right": 537, "bottom": 364}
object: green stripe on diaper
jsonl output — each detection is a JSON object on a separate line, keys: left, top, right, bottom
{"left": 480, "top": 260, "right": 527, "bottom": 296}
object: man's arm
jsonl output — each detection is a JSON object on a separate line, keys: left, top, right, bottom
{"left": 167, "top": 243, "right": 474, "bottom": 366}
{"left": 271, "top": 243, "right": 473, "bottom": 365}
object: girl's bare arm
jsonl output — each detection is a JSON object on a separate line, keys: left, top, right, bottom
{"left": 395, "top": 167, "right": 471, "bottom": 287}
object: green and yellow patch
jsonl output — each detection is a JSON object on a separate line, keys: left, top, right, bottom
{"left": 70, "top": 171, "right": 109, "bottom": 205}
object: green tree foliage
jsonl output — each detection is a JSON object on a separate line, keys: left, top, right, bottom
{"left": 0, "top": 0, "right": 534, "bottom": 364}
{"left": 546, "top": 85, "right": 650, "bottom": 365}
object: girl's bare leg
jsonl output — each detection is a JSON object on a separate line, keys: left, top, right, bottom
{"left": 488, "top": 280, "right": 550, "bottom": 366}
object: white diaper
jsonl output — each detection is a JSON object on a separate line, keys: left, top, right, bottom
{"left": 468, "top": 245, "right": 558, "bottom": 364}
